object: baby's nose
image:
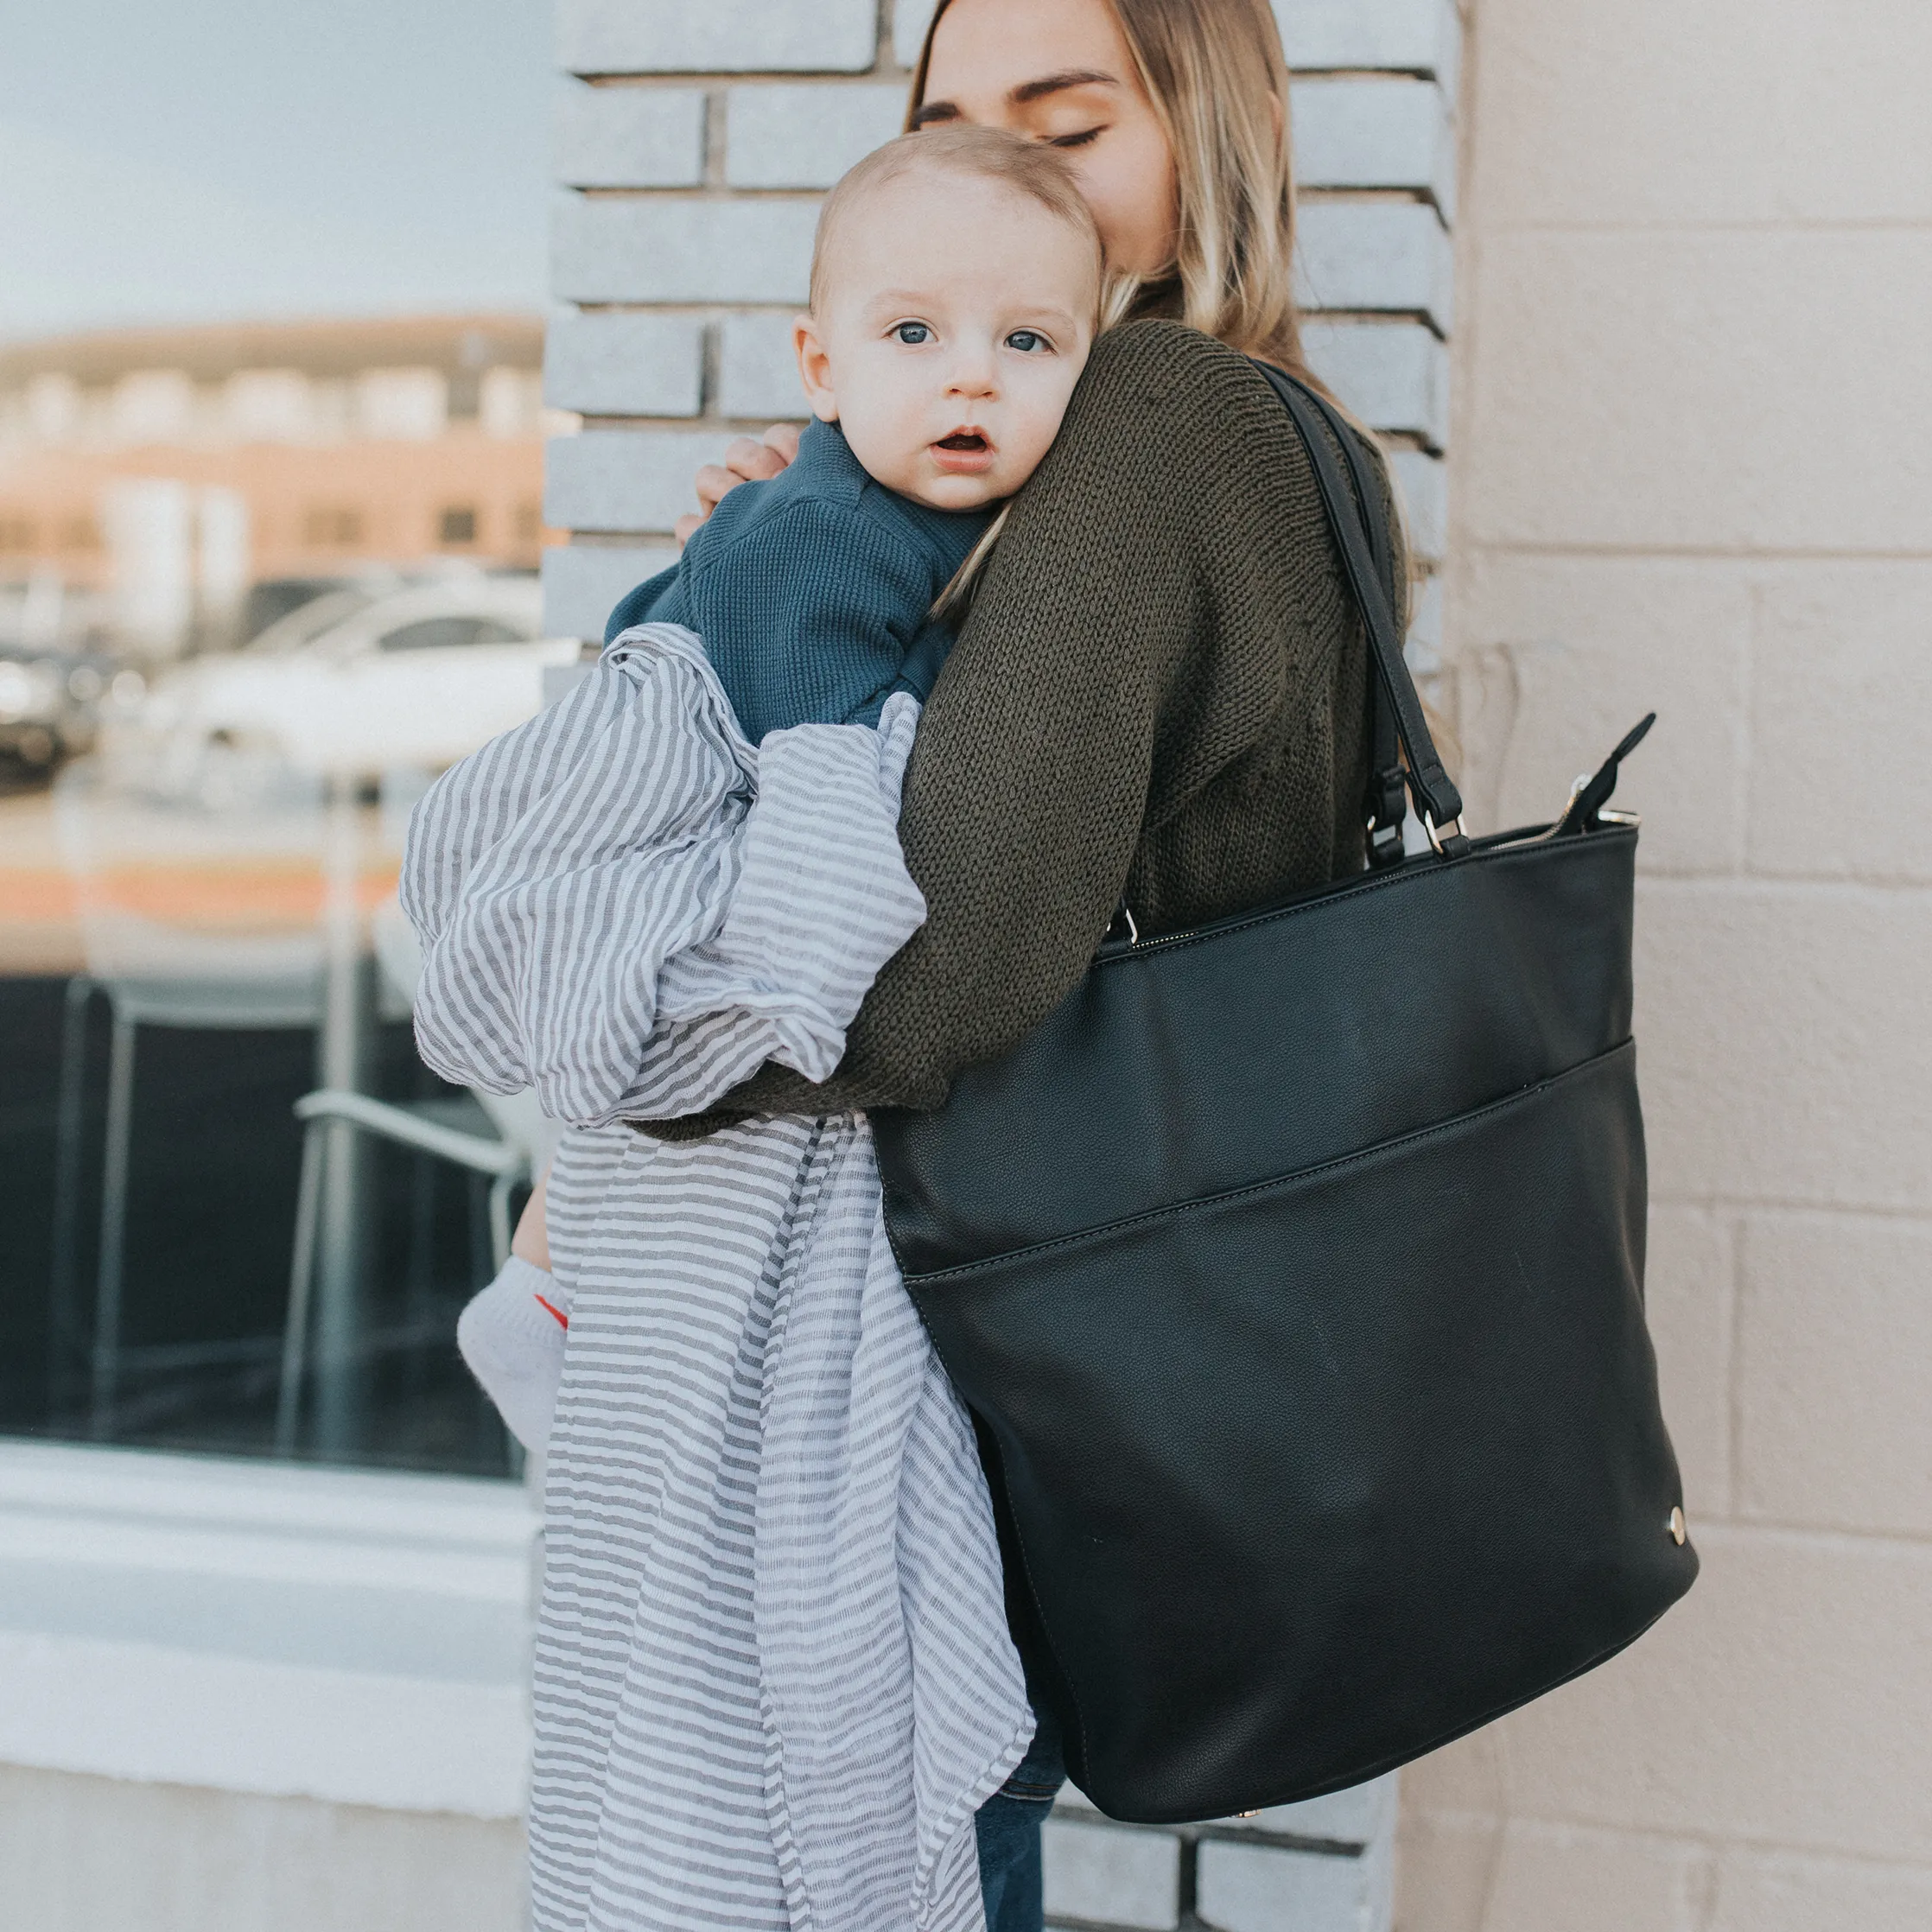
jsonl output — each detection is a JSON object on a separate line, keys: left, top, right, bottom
{"left": 946, "top": 352, "right": 998, "bottom": 397}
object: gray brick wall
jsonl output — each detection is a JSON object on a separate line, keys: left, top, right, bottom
{"left": 539, "top": 4, "right": 1465, "bottom": 1919}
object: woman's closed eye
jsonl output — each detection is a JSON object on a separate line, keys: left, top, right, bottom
{"left": 1045, "top": 126, "right": 1105, "bottom": 150}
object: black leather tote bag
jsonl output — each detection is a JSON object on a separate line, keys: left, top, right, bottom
{"left": 871, "top": 368, "right": 1698, "bottom": 1825}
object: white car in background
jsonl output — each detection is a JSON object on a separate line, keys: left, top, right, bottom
{"left": 110, "top": 575, "right": 582, "bottom": 792}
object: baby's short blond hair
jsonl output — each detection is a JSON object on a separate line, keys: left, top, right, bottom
{"left": 808, "top": 124, "right": 1105, "bottom": 316}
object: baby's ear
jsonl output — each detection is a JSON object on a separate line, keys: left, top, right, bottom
{"left": 792, "top": 315, "right": 841, "bottom": 423}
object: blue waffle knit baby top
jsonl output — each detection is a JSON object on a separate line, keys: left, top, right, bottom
{"left": 603, "top": 418, "right": 996, "bottom": 740}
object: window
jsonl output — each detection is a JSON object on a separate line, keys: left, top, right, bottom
{"left": 3, "top": 303, "right": 544, "bottom": 1502}
{"left": 480, "top": 367, "right": 542, "bottom": 439}
{"left": 109, "top": 369, "right": 197, "bottom": 445}
{"left": 353, "top": 367, "right": 447, "bottom": 441}
{"left": 225, "top": 369, "right": 313, "bottom": 444}
{"left": 302, "top": 505, "right": 365, "bottom": 548}
{"left": 24, "top": 372, "right": 81, "bottom": 443}
{"left": 377, "top": 615, "right": 526, "bottom": 652}
{"left": 3, "top": 586, "right": 535, "bottom": 1478}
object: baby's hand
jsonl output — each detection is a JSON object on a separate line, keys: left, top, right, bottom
{"left": 677, "top": 424, "right": 802, "bottom": 548}
{"left": 512, "top": 1166, "right": 552, "bottom": 1273}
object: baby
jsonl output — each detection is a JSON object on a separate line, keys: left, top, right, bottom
{"left": 458, "top": 124, "right": 1106, "bottom": 1449}
{"left": 605, "top": 124, "right": 1104, "bottom": 730}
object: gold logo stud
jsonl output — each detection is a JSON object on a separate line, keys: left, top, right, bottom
{"left": 1668, "top": 1506, "right": 1687, "bottom": 1546}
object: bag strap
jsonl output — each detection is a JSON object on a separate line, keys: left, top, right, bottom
{"left": 1323, "top": 401, "right": 1409, "bottom": 867}
{"left": 1255, "top": 355, "right": 1407, "bottom": 862}
{"left": 1250, "top": 363, "right": 1466, "bottom": 849}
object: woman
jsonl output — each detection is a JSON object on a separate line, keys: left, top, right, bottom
{"left": 674, "top": 0, "right": 1397, "bottom": 1134}
{"left": 542, "top": 0, "right": 1403, "bottom": 1925}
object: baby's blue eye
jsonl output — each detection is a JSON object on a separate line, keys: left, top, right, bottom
{"left": 1005, "top": 329, "right": 1049, "bottom": 353}
{"left": 893, "top": 321, "right": 931, "bottom": 345}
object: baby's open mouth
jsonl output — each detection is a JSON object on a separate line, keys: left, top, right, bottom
{"left": 931, "top": 429, "right": 995, "bottom": 475}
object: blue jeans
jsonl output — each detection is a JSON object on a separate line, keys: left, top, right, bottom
{"left": 975, "top": 1706, "right": 1065, "bottom": 1932}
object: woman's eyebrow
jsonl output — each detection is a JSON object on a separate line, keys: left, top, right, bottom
{"left": 912, "top": 69, "right": 1118, "bottom": 128}
{"left": 1009, "top": 69, "right": 1117, "bottom": 106}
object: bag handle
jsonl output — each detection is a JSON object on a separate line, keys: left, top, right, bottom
{"left": 1250, "top": 363, "right": 1467, "bottom": 850}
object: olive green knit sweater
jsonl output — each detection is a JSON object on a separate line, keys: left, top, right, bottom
{"left": 643, "top": 319, "right": 1401, "bottom": 1135}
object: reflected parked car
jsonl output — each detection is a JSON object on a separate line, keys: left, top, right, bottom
{"left": 106, "top": 575, "right": 580, "bottom": 793}
{"left": 0, "top": 645, "right": 133, "bottom": 774}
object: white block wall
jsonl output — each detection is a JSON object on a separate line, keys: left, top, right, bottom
{"left": 543, "top": 0, "right": 1461, "bottom": 668}
{"left": 540, "top": 5, "right": 1464, "bottom": 1915}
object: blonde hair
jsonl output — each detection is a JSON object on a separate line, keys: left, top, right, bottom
{"left": 808, "top": 124, "right": 1105, "bottom": 317}
{"left": 909, "top": 0, "right": 1313, "bottom": 379}
{"left": 906, "top": 0, "right": 1438, "bottom": 664}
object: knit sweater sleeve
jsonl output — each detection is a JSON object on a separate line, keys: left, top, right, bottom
{"left": 650, "top": 322, "right": 1240, "bottom": 1127}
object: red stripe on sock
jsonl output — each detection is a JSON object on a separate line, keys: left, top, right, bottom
{"left": 534, "top": 1294, "right": 569, "bottom": 1330}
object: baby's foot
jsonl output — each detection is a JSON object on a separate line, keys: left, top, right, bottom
{"left": 456, "top": 1255, "right": 569, "bottom": 1451}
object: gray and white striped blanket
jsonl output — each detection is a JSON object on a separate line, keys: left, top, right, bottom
{"left": 403, "top": 625, "right": 1030, "bottom": 1932}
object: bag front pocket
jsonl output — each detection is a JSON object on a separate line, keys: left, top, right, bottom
{"left": 910, "top": 1042, "right": 1694, "bottom": 1822}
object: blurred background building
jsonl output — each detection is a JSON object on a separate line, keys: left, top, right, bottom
{"left": 0, "top": 314, "right": 549, "bottom": 662}
{"left": 4, "top": 2, "right": 1931, "bottom": 1930}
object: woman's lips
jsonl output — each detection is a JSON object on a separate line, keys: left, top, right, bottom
{"left": 931, "top": 431, "right": 995, "bottom": 475}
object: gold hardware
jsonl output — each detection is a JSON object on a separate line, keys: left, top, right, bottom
{"left": 1522, "top": 776, "right": 1592, "bottom": 846}
{"left": 1668, "top": 1506, "right": 1687, "bottom": 1546}
{"left": 1423, "top": 813, "right": 1465, "bottom": 856}
{"left": 1514, "top": 779, "right": 1643, "bottom": 850}
{"left": 1121, "top": 906, "right": 1140, "bottom": 945}
{"left": 1236, "top": 1810, "right": 1259, "bottom": 1820}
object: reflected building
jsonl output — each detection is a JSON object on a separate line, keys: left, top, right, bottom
{"left": 0, "top": 315, "right": 554, "bottom": 659}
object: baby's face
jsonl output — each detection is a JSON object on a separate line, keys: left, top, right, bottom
{"left": 795, "top": 172, "right": 1098, "bottom": 511}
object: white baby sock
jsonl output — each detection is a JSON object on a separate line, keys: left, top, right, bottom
{"left": 456, "top": 1255, "right": 571, "bottom": 1452}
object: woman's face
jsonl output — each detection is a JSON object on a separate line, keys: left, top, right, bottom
{"left": 914, "top": 0, "right": 1180, "bottom": 281}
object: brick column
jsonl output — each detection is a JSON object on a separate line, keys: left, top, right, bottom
{"left": 541, "top": 0, "right": 895, "bottom": 637}
{"left": 539, "top": 3, "right": 1465, "bottom": 1926}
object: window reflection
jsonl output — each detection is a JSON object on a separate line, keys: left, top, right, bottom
{"left": 1, "top": 315, "right": 571, "bottom": 1477}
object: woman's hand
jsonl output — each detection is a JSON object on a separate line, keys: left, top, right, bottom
{"left": 675, "top": 423, "right": 803, "bottom": 547}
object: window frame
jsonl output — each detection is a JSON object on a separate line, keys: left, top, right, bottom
{"left": 0, "top": 1439, "right": 535, "bottom": 1814}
